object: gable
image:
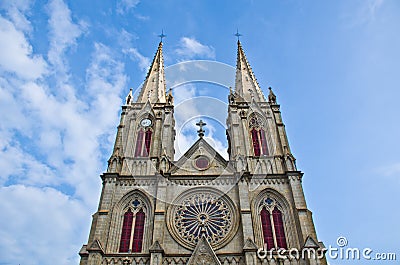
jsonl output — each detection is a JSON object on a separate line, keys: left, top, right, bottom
{"left": 303, "top": 236, "right": 320, "bottom": 249}
{"left": 187, "top": 235, "right": 221, "bottom": 265}
{"left": 169, "top": 138, "right": 233, "bottom": 176}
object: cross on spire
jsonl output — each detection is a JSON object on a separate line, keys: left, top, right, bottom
{"left": 196, "top": 120, "right": 207, "bottom": 138}
{"left": 158, "top": 30, "right": 166, "bottom": 42}
{"left": 234, "top": 29, "right": 242, "bottom": 41}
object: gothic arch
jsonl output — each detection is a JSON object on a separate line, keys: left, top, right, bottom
{"left": 107, "top": 189, "right": 153, "bottom": 253}
{"left": 285, "top": 155, "right": 296, "bottom": 171}
{"left": 236, "top": 155, "right": 247, "bottom": 172}
{"left": 251, "top": 188, "right": 297, "bottom": 250}
{"left": 267, "top": 160, "right": 274, "bottom": 174}
{"left": 247, "top": 112, "right": 271, "bottom": 157}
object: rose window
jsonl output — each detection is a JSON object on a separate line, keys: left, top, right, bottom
{"left": 167, "top": 188, "right": 238, "bottom": 249}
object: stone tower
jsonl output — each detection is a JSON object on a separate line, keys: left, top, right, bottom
{"left": 79, "top": 40, "right": 327, "bottom": 265}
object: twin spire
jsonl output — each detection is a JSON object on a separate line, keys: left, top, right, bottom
{"left": 235, "top": 40, "right": 266, "bottom": 102}
{"left": 132, "top": 39, "right": 272, "bottom": 105}
{"left": 136, "top": 41, "right": 167, "bottom": 103}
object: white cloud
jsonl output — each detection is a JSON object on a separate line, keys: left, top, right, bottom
{"left": 173, "top": 84, "right": 228, "bottom": 159}
{"left": 46, "top": 0, "right": 86, "bottom": 81}
{"left": 123, "top": 47, "right": 150, "bottom": 72}
{"left": 116, "top": 0, "right": 140, "bottom": 14}
{"left": 0, "top": 4, "right": 128, "bottom": 262}
{"left": 0, "top": 0, "right": 33, "bottom": 32}
{"left": 0, "top": 185, "right": 88, "bottom": 265}
{"left": 175, "top": 37, "right": 216, "bottom": 60}
{"left": 117, "top": 28, "right": 137, "bottom": 48}
{"left": 134, "top": 13, "right": 150, "bottom": 21}
{"left": 342, "top": 0, "right": 385, "bottom": 27}
{"left": 0, "top": 17, "right": 47, "bottom": 80}
{"left": 203, "top": 125, "right": 228, "bottom": 160}
{"left": 380, "top": 162, "right": 400, "bottom": 183}
{"left": 0, "top": 0, "right": 126, "bottom": 219}
{"left": 367, "top": 0, "right": 384, "bottom": 19}
{"left": 0, "top": 137, "right": 57, "bottom": 186}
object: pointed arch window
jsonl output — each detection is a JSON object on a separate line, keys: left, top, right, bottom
{"left": 119, "top": 197, "right": 147, "bottom": 253}
{"left": 259, "top": 128, "right": 269, "bottom": 156}
{"left": 132, "top": 209, "right": 145, "bottom": 252}
{"left": 272, "top": 207, "right": 287, "bottom": 249}
{"left": 261, "top": 208, "right": 274, "bottom": 250}
{"left": 145, "top": 129, "right": 152, "bottom": 156}
{"left": 259, "top": 198, "right": 287, "bottom": 250}
{"left": 119, "top": 209, "right": 133, "bottom": 252}
{"left": 251, "top": 128, "right": 261, "bottom": 157}
{"left": 249, "top": 116, "right": 269, "bottom": 157}
{"left": 135, "top": 128, "right": 152, "bottom": 157}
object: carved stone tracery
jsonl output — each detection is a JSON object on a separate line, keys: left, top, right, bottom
{"left": 167, "top": 188, "right": 239, "bottom": 250}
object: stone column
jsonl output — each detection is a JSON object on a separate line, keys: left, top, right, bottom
{"left": 237, "top": 173, "right": 255, "bottom": 242}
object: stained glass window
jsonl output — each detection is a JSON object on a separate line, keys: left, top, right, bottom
{"left": 261, "top": 207, "right": 274, "bottom": 250}
{"left": 251, "top": 128, "right": 261, "bottom": 156}
{"left": 144, "top": 129, "right": 152, "bottom": 156}
{"left": 135, "top": 129, "right": 144, "bottom": 157}
{"left": 132, "top": 209, "right": 145, "bottom": 252}
{"left": 119, "top": 209, "right": 133, "bottom": 252}
{"left": 249, "top": 116, "right": 269, "bottom": 157}
{"left": 272, "top": 207, "right": 287, "bottom": 249}
{"left": 135, "top": 128, "right": 152, "bottom": 157}
{"left": 259, "top": 128, "right": 269, "bottom": 156}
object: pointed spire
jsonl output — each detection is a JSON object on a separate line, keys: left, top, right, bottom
{"left": 136, "top": 42, "right": 167, "bottom": 103}
{"left": 235, "top": 41, "right": 266, "bottom": 102}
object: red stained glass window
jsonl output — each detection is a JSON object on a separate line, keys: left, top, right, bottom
{"left": 251, "top": 128, "right": 260, "bottom": 157}
{"left": 272, "top": 207, "right": 287, "bottom": 249}
{"left": 261, "top": 207, "right": 274, "bottom": 250}
{"left": 259, "top": 128, "right": 269, "bottom": 156}
{"left": 132, "top": 209, "right": 145, "bottom": 253}
{"left": 144, "top": 129, "right": 152, "bottom": 156}
{"left": 135, "top": 129, "right": 144, "bottom": 157}
{"left": 119, "top": 209, "right": 133, "bottom": 252}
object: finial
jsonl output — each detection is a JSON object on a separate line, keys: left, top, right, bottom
{"left": 268, "top": 87, "right": 277, "bottom": 104}
{"left": 234, "top": 29, "right": 242, "bottom": 42}
{"left": 196, "top": 120, "right": 207, "bottom": 138}
{"left": 166, "top": 88, "right": 173, "bottom": 105}
{"left": 126, "top": 88, "right": 133, "bottom": 105}
{"left": 158, "top": 30, "right": 166, "bottom": 42}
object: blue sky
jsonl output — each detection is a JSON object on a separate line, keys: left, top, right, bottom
{"left": 0, "top": 0, "right": 399, "bottom": 264}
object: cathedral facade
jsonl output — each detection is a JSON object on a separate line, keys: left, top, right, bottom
{"left": 79, "top": 40, "right": 327, "bottom": 265}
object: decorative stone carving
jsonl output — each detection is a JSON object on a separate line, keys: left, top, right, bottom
{"left": 187, "top": 235, "right": 221, "bottom": 265}
{"left": 167, "top": 187, "right": 239, "bottom": 250}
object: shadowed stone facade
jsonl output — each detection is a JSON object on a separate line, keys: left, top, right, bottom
{"left": 79, "top": 41, "right": 327, "bottom": 265}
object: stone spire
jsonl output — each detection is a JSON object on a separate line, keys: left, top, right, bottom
{"left": 234, "top": 40, "right": 266, "bottom": 102}
{"left": 136, "top": 41, "right": 167, "bottom": 103}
